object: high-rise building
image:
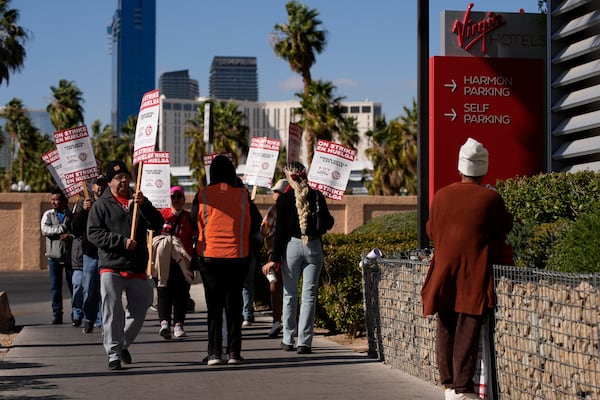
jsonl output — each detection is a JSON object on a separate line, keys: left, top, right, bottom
{"left": 209, "top": 56, "right": 258, "bottom": 101}
{"left": 159, "top": 70, "right": 199, "bottom": 100}
{"left": 158, "top": 97, "right": 381, "bottom": 192}
{"left": 108, "top": 0, "right": 156, "bottom": 132}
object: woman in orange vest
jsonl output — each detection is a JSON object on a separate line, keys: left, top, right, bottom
{"left": 192, "top": 155, "right": 261, "bottom": 365}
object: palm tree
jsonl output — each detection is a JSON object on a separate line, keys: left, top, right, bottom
{"left": 272, "top": 0, "right": 327, "bottom": 165}
{"left": 295, "top": 80, "right": 359, "bottom": 157}
{"left": 90, "top": 119, "right": 117, "bottom": 173}
{"left": 47, "top": 79, "right": 85, "bottom": 131}
{"left": 1, "top": 97, "right": 28, "bottom": 179}
{"left": 0, "top": 97, "right": 54, "bottom": 191}
{"left": 365, "top": 99, "right": 418, "bottom": 195}
{"left": 186, "top": 101, "right": 249, "bottom": 187}
{"left": 0, "top": 0, "right": 28, "bottom": 86}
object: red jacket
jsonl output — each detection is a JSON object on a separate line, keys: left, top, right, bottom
{"left": 422, "top": 182, "right": 513, "bottom": 316}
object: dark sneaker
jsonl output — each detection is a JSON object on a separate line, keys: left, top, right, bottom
{"left": 281, "top": 342, "right": 294, "bottom": 352}
{"left": 72, "top": 318, "right": 82, "bottom": 327}
{"left": 267, "top": 321, "right": 282, "bottom": 338}
{"left": 297, "top": 345, "right": 312, "bottom": 354}
{"left": 50, "top": 316, "right": 63, "bottom": 325}
{"left": 82, "top": 321, "right": 93, "bottom": 333}
{"left": 108, "top": 360, "right": 122, "bottom": 370}
{"left": 120, "top": 349, "right": 132, "bottom": 364}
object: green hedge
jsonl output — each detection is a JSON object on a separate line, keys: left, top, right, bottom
{"left": 496, "top": 171, "right": 600, "bottom": 272}
{"left": 316, "top": 212, "right": 417, "bottom": 336}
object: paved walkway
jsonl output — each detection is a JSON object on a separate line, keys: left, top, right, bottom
{"left": 0, "top": 271, "right": 444, "bottom": 399}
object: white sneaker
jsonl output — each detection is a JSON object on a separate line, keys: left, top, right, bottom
{"left": 173, "top": 324, "right": 186, "bottom": 338}
{"left": 242, "top": 320, "right": 252, "bottom": 327}
{"left": 267, "top": 321, "right": 282, "bottom": 338}
{"left": 159, "top": 320, "right": 171, "bottom": 339}
{"left": 445, "top": 389, "right": 480, "bottom": 400}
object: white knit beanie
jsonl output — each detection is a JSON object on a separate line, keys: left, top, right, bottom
{"left": 458, "top": 138, "right": 489, "bottom": 177}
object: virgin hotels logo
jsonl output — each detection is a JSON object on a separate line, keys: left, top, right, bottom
{"left": 451, "top": 2, "right": 505, "bottom": 53}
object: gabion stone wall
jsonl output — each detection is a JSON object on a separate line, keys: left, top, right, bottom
{"left": 494, "top": 267, "right": 600, "bottom": 400}
{"left": 362, "top": 257, "right": 438, "bottom": 382}
{"left": 362, "top": 259, "right": 600, "bottom": 400}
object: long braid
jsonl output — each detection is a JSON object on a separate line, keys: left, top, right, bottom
{"left": 283, "top": 162, "right": 311, "bottom": 244}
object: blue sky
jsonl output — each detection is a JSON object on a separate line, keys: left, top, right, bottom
{"left": 0, "top": 1, "right": 540, "bottom": 126}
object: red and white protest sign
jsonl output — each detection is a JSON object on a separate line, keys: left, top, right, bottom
{"left": 307, "top": 139, "right": 356, "bottom": 201}
{"left": 141, "top": 152, "right": 171, "bottom": 209}
{"left": 53, "top": 125, "right": 98, "bottom": 187}
{"left": 41, "top": 149, "right": 82, "bottom": 198}
{"left": 203, "top": 152, "right": 234, "bottom": 185}
{"left": 133, "top": 89, "right": 160, "bottom": 165}
{"left": 288, "top": 122, "right": 303, "bottom": 163}
{"left": 243, "top": 137, "right": 281, "bottom": 188}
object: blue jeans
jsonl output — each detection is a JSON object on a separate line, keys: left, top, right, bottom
{"left": 282, "top": 237, "right": 323, "bottom": 348}
{"left": 48, "top": 258, "right": 73, "bottom": 318}
{"left": 82, "top": 255, "right": 101, "bottom": 324}
{"left": 242, "top": 256, "right": 256, "bottom": 321}
{"left": 71, "top": 269, "right": 84, "bottom": 321}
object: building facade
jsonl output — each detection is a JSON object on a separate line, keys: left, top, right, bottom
{"left": 209, "top": 56, "right": 258, "bottom": 101}
{"left": 159, "top": 70, "right": 199, "bottom": 100}
{"left": 108, "top": 0, "right": 156, "bottom": 132}
{"left": 158, "top": 97, "right": 381, "bottom": 192}
{"left": 548, "top": 0, "right": 600, "bottom": 172}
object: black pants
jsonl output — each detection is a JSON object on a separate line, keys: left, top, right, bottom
{"left": 199, "top": 258, "right": 249, "bottom": 358}
{"left": 157, "top": 262, "right": 191, "bottom": 326}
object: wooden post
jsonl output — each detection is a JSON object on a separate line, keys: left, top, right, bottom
{"left": 130, "top": 162, "right": 143, "bottom": 239}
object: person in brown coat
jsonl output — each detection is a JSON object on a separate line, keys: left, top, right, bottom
{"left": 421, "top": 138, "right": 513, "bottom": 400}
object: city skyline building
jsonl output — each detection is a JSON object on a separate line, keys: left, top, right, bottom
{"left": 0, "top": 109, "right": 54, "bottom": 171}
{"left": 108, "top": 0, "right": 156, "bottom": 132}
{"left": 158, "top": 97, "right": 381, "bottom": 193}
{"left": 159, "top": 69, "right": 199, "bottom": 100}
{"left": 209, "top": 56, "right": 258, "bottom": 101}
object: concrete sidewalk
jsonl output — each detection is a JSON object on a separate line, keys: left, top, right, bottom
{"left": 0, "top": 271, "right": 444, "bottom": 399}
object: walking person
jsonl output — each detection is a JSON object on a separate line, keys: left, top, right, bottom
{"left": 87, "top": 160, "right": 164, "bottom": 370}
{"left": 41, "top": 188, "right": 73, "bottom": 325}
{"left": 421, "top": 138, "right": 513, "bottom": 400}
{"left": 71, "top": 175, "right": 108, "bottom": 334}
{"left": 152, "top": 185, "right": 196, "bottom": 339}
{"left": 192, "top": 155, "right": 261, "bottom": 365}
{"left": 260, "top": 178, "right": 288, "bottom": 338}
{"left": 264, "top": 162, "right": 334, "bottom": 354}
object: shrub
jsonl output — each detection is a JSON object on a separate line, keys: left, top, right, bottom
{"left": 316, "top": 211, "right": 417, "bottom": 335}
{"left": 546, "top": 209, "right": 600, "bottom": 273}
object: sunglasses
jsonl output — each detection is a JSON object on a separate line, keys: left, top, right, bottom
{"left": 171, "top": 193, "right": 183, "bottom": 199}
{"left": 290, "top": 171, "right": 306, "bottom": 182}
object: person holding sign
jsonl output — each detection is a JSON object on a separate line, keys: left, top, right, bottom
{"left": 153, "top": 186, "right": 196, "bottom": 340}
{"left": 191, "top": 155, "right": 261, "bottom": 365}
{"left": 264, "top": 162, "right": 334, "bottom": 355}
{"left": 71, "top": 175, "right": 108, "bottom": 334}
{"left": 87, "top": 160, "right": 164, "bottom": 371}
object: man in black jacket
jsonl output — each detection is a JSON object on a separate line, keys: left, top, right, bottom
{"left": 87, "top": 160, "right": 164, "bottom": 370}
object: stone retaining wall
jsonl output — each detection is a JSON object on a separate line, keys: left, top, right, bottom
{"left": 363, "top": 259, "right": 600, "bottom": 400}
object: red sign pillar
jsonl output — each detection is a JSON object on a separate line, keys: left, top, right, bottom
{"left": 429, "top": 56, "right": 544, "bottom": 199}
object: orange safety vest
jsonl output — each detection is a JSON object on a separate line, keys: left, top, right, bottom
{"left": 196, "top": 183, "right": 251, "bottom": 259}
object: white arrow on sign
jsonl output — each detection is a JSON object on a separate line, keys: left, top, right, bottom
{"left": 443, "top": 79, "right": 457, "bottom": 92}
{"left": 444, "top": 109, "right": 457, "bottom": 122}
